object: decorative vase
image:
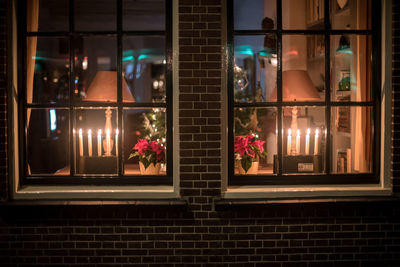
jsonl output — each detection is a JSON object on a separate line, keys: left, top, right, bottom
{"left": 139, "top": 162, "right": 161, "bottom": 175}
{"left": 238, "top": 161, "right": 259, "bottom": 175}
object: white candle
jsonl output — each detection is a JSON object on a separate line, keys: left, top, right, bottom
{"left": 106, "top": 128, "right": 111, "bottom": 156}
{"left": 314, "top": 128, "right": 319, "bottom": 155}
{"left": 287, "top": 129, "right": 291, "bottom": 155}
{"left": 87, "top": 129, "right": 92, "bottom": 157}
{"left": 115, "top": 129, "right": 119, "bottom": 156}
{"left": 97, "top": 129, "right": 102, "bottom": 156}
{"left": 296, "top": 129, "right": 300, "bottom": 155}
{"left": 78, "top": 128, "right": 83, "bottom": 157}
{"left": 305, "top": 128, "right": 310, "bottom": 155}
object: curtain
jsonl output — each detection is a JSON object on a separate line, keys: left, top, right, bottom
{"left": 26, "top": 0, "right": 39, "bottom": 125}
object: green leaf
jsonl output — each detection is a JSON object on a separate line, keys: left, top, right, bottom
{"left": 142, "top": 158, "right": 151, "bottom": 169}
{"left": 241, "top": 157, "right": 252, "bottom": 173}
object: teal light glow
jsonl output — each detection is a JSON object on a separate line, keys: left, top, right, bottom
{"left": 235, "top": 45, "right": 254, "bottom": 57}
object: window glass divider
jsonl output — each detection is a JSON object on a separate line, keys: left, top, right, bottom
{"left": 165, "top": 0, "right": 173, "bottom": 177}
{"left": 324, "top": 0, "right": 331, "bottom": 175}
{"left": 227, "top": 0, "right": 234, "bottom": 179}
{"left": 117, "top": 0, "right": 123, "bottom": 177}
{"left": 276, "top": 0, "right": 283, "bottom": 176}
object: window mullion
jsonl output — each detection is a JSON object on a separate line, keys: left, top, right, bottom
{"left": 276, "top": 0, "right": 283, "bottom": 175}
{"left": 117, "top": 0, "right": 123, "bottom": 176}
{"left": 324, "top": 0, "right": 331, "bottom": 175}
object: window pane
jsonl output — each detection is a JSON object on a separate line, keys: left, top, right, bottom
{"left": 282, "top": 106, "right": 326, "bottom": 174}
{"left": 331, "top": 106, "right": 373, "bottom": 174}
{"left": 282, "top": 35, "right": 325, "bottom": 101}
{"left": 234, "top": 107, "right": 277, "bottom": 175}
{"left": 234, "top": 0, "right": 276, "bottom": 30}
{"left": 26, "top": 37, "right": 70, "bottom": 104}
{"left": 234, "top": 35, "right": 277, "bottom": 103}
{"left": 75, "top": 107, "right": 118, "bottom": 175}
{"left": 123, "top": 0, "right": 165, "bottom": 31}
{"left": 331, "top": 35, "right": 372, "bottom": 102}
{"left": 123, "top": 36, "right": 166, "bottom": 103}
{"left": 74, "top": 36, "right": 117, "bottom": 102}
{"left": 27, "top": 108, "right": 69, "bottom": 175}
{"left": 74, "top": 0, "right": 117, "bottom": 31}
{"left": 27, "top": 0, "right": 69, "bottom": 32}
{"left": 123, "top": 108, "right": 166, "bottom": 175}
{"left": 330, "top": 0, "right": 371, "bottom": 30}
{"left": 283, "top": 0, "right": 324, "bottom": 30}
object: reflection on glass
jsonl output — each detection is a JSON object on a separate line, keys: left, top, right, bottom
{"left": 234, "top": 35, "right": 277, "bottom": 103}
{"left": 26, "top": 37, "right": 69, "bottom": 104}
{"left": 282, "top": 106, "right": 326, "bottom": 174}
{"left": 283, "top": 0, "right": 324, "bottom": 30}
{"left": 234, "top": 0, "right": 276, "bottom": 30}
{"left": 331, "top": 35, "right": 372, "bottom": 102}
{"left": 75, "top": 108, "right": 118, "bottom": 175}
{"left": 330, "top": 0, "right": 371, "bottom": 30}
{"left": 27, "top": 108, "right": 69, "bottom": 175}
{"left": 234, "top": 107, "right": 277, "bottom": 175}
{"left": 75, "top": 0, "right": 116, "bottom": 31}
{"left": 123, "top": 108, "right": 166, "bottom": 175}
{"left": 123, "top": 0, "right": 165, "bottom": 31}
{"left": 74, "top": 37, "right": 117, "bottom": 102}
{"left": 331, "top": 106, "right": 373, "bottom": 174}
{"left": 123, "top": 36, "right": 166, "bottom": 103}
{"left": 282, "top": 35, "right": 325, "bottom": 101}
{"left": 27, "top": 0, "right": 69, "bottom": 32}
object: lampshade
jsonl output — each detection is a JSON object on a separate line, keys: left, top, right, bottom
{"left": 85, "top": 71, "right": 135, "bottom": 102}
{"left": 271, "top": 70, "right": 320, "bottom": 102}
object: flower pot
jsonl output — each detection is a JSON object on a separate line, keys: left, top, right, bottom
{"left": 139, "top": 162, "right": 161, "bottom": 175}
{"left": 238, "top": 161, "right": 259, "bottom": 174}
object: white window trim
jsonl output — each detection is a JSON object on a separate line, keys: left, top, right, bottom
{"left": 221, "top": 0, "right": 393, "bottom": 199}
{"left": 9, "top": 0, "right": 180, "bottom": 200}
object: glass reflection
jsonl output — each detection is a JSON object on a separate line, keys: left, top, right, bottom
{"left": 234, "top": 35, "right": 277, "bottom": 103}
{"left": 330, "top": 0, "right": 371, "bottom": 30}
{"left": 123, "top": 108, "right": 166, "bottom": 175}
{"left": 282, "top": 0, "right": 324, "bottom": 30}
{"left": 27, "top": 108, "right": 69, "bottom": 175}
{"left": 123, "top": 0, "right": 165, "bottom": 31}
{"left": 234, "top": 107, "right": 277, "bottom": 175}
{"left": 75, "top": 0, "right": 116, "bottom": 31}
{"left": 331, "top": 106, "right": 373, "bottom": 174}
{"left": 234, "top": 0, "right": 276, "bottom": 30}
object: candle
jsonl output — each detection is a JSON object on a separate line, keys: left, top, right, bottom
{"left": 314, "top": 128, "right": 319, "bottom": 155}
{"left": 87, "top": 129, "right": 92, "bottom": 157}
{"left": 106, "top": 128, "right": 111, "bottom": 156}
{"left": 97, "top": 129, "right": 102, "bottom": 156}
{"left": 115, "top": 129, "right": 119, "bottom": 156}
{"left": 287, "top": 128, "right": 292, "bottom": 155}
{"left": 296, "top": 129, "right": 300, "bottom": 155}
{"left": 305, "top": 128, "right": 310, "bottom": 155}
{"left": 78, "top": 128, "right": 83, "bottom": 157}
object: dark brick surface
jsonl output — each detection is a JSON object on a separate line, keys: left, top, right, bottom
{"left": 0, "top": 0, "right": 398, "bottom": 266}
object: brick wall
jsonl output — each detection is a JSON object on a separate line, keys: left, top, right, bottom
{"left": 0, "top": 0, "right": 399, "bottom": 266}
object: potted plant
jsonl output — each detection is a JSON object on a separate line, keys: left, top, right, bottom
{"left": 129, "top": 138, "right": 165, "bottom": 175}
{"left": 235, "top": 134, "right": 266, "bottom": 174}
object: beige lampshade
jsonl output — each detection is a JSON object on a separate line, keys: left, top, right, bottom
{"left": 271, "top": 70, "right": 320, "bottom": 101}
{"left": 85, "top": 71, "right": 135, "bottom": 102}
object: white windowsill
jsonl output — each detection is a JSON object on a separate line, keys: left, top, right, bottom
{"left": 14, "top": 185, "right": 178, "bottom": 199}
{"left": 223, "top": 185, "right": 392, "bottom": 199}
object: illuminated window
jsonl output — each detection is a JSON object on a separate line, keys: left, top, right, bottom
{"left": 228, "top": 0, "right": 380, "bottom": 185}
{"left": 19, "top": 0, "right": 172, "bottom": 185}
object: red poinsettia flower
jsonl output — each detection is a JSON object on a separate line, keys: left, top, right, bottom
{"left": 252, "top": 140, "right": 265, "bottom": 153}
{"left": 149, "top": 141, "right": 165, "bottom": 160}
{"left": 133, "top": 139, "right": 149, "bottom": 155}
{"left": 235, "top": 136, "right": 255, "bottom": 158}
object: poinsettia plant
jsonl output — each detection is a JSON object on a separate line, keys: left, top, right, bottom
{"left": 129, "top": 139, "right": 166, "bottom": 169}
{"left": 234, "top": 134, "right": 267, "bottom": 173}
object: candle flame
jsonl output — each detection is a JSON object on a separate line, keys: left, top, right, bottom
{"left": 79, "top": 128, "right": 82, "bottom": 136}
{"left": 98, "top": 129, "right": 102, "bottom": 135}
{"left": 116, "top": 129, "right": 119, "bottom": 135}
{"left": 296, "top": 129, "right": 300, "bottom": 136}
{"left": 315, "top": 128, "right": 319, "bottom": 136}
{"left": 288, "top": 128, "right": 292, "bottom": 136}
{"left": 88, "top": 129, "right": 92, "bottom": 135}
{"left": 307, "top": 128, "right": 310, "bottom": 135}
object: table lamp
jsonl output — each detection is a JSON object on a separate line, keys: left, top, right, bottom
{"left": 85, "top": 71, "right": 135, "bottom": 155}
{"left": 271, "top": 70, "right": 320, "bottom": 154}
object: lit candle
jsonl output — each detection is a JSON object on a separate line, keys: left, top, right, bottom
{"left": 314, "top": 128, "right": 319, "bottom": 155}
{"left": 287, "top": 129, "right": 292, "bottom": 155}
{"left": 106, "top": 128, "right": 111, "bottom": 156}
{"left": 296, "top": 129, "right": 300, "bottom": 155}
{"left": 305, "top": 128, "right": 310, "bottom": 155}
{"left": 97, "top": 129, "right": 102, "bottom": 156}
{"left": 78, "top": 128, "right": 83, "bottom": 157}
{"left": 87, "top": 129, "right": 92, "bottom": 157}
{"left": 115, "top": 129, "right": 119, "bottom": 156}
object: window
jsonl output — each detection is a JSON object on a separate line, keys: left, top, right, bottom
{"left": 228, "top": 0, "right": 381, "bottom": 186}
{"left": 18, "top": 0, "right": 172, "bottom": 186}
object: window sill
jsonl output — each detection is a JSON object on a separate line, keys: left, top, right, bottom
{"left": 215, "top": 195, "right": 400, "bottom": 211}
{"left": 223, "top": 185, "right": 392, "bottom": 199}
{"left": 13, "top": 185, "right": 178, "bottom": 200}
